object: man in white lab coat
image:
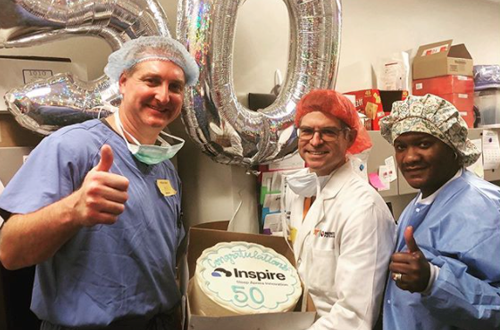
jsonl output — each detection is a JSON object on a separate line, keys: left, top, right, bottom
{"left": 282, "top": 89, "right": 396, "bottom": 330}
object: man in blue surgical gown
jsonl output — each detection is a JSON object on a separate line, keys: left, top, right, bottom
{"left": 379, "top": 94, "right": 500, "bottom": 330}
{"left": 0, "top": 36, "right": 199, "bottom": 329}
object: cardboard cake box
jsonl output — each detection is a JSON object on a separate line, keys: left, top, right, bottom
{"left": 180, "top": 221, "right": 316, "bottom": 330}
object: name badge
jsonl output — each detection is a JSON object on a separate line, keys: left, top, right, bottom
{"left": 290, "top": 227, "right": 298, "bottom": 244}
{"left": 156, "top": 179, "right": 177, "bottom": 196}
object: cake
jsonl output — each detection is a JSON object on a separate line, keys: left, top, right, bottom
{"left": 189, "top": 241, "right": 302, "bottom": 316}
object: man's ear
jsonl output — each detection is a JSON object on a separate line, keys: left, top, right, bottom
{"left": 347, "top": 129, "right": 357, "bottom": 148}
{"left": 118, "top": 73, "right": 128, "bottom": 95}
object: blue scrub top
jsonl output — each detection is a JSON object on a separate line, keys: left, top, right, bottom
{"left": 0, "top": 120, "right": 185, "bottom": 328}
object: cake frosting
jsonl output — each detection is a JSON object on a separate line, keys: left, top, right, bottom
{"left": 189, "top": 241, "right": 302, "bottom": 316}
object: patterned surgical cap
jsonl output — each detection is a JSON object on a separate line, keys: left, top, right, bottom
{"left": 379, "top": 94, "right": 480, "bottom": 167}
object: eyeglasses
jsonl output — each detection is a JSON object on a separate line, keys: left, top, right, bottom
{"left": 297, "top": 126, "right": 349, "bottom": 142}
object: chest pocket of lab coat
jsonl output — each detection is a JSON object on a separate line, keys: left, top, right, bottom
{"left": 305, "top": 245, "right": 337, "bottom": 294}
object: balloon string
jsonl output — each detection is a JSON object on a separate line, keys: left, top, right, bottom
{"left": 226, "top": 188, "right": 245, "bottom": 232}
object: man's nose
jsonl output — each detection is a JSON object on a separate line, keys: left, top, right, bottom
{"left": 156, "top": 85, "right": 170, "bottom": 104}
{"left": 404, "top": 147, "right": 421, "bottom": 163}
{"left": 309, "top": 131, "right": 323, "bottom": 146}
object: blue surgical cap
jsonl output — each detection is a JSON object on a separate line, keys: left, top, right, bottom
{"left": 104, "top": 36, "right": 199, "bottom": 86}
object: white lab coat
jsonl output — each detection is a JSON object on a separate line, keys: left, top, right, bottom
{"left": 284, "top": 162, "right": 396, "bottom": 330}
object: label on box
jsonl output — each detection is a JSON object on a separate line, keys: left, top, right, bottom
{"left": 458, "top": 94, "right": 468, "bottom": 99}
{"left": 422, "top": 45, "right": 448, "bottom": 56}
{"left": 365, "top": 102, "right": 379, "bottom": 120}
{"left": 415, "top": 83, "right": 423, "bottom": 90}
{"left": 22, "top": 69, "right": 54, "bottom": 84}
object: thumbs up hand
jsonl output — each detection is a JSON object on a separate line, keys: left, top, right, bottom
{"left": 94, "top": 143, "right": 115, "bottom": 172}
{"left": 389, "top": 226, "right": 431, "bottom": 293}
{"left": 73, "top": 145, "right": 129, "bottom": 227}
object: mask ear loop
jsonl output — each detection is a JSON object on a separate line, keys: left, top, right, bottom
{"left": 158, "top": 130, "right": 186, "bottom": 147}
{"left": 280, "top": 175, "right": 295, "bottom": 254}
{"left": 281, "top": 174, "right": 310, "bottom": 312}
{"left": 92, "top": 101, "right": 118, "bottom": 120}
{"left": 280, "top": 175, "right": 310, "bottom": 312}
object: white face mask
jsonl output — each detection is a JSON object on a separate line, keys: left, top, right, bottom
{"left": 286, "top": 172, "right": 320, "bottom": 197}
{"left": 114, "top": 111, "right": 185, "bottom": 165}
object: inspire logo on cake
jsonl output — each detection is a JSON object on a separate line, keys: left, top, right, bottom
{"left": 211, "top": 268, "right": 232, "bottom": 277}
{"left": 196, "top": 241, "right": 302, "bottom": 313}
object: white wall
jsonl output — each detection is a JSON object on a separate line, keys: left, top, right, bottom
{"left": 1, "top": 0, "right": 499, "bottom": 226}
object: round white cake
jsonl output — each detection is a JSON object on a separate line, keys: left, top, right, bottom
{"left": 189, "top": 241, "right": 302, "bottom": 316}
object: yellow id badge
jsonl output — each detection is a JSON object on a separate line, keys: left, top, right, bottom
{"left": 156, "top": 179, "right": 177, "bottom": 196}
{"left": 290, "top": 227, "right": 298, "bottom": 244}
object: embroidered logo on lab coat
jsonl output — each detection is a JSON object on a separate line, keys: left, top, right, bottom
{"left": 313, "top": 229, "right": 335, "bottom": 238}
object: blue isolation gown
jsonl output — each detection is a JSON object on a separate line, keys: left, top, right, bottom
{"left": 383, "top": 170, "right": 500, "bottom": 330}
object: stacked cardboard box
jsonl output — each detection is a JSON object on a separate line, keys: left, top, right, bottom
{"left": 412, "top": 40, "right": 475, "bottom": 127}
{"left": 0, "top": 113, "right": 43, "bottom": 147}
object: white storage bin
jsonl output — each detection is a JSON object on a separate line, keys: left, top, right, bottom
{"left": 475, "top": 89, "right": 500, "bottom": 127}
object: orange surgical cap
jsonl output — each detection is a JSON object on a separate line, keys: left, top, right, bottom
{"left": 295, "top": 89, "right": 372, "bottom": 154}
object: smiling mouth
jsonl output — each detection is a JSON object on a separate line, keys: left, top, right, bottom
{"left": 306, "top": 150, "right": 328, "bottom": 155}
{"left": 148, "top": 104, "right": 168, "bottom": 112}
{"left": 403, "top": 167, "right": 427, "bottom": 176}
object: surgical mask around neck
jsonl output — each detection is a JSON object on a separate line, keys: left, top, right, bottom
{"left": 286, "top": 171, "right": 330, "bottom": 197}
{"left": 114, "top": 111, "right": 185, "bottom": 165}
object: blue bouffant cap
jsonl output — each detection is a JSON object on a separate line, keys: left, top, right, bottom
{"left": 104, "top": 36, "right": 199, "bottom": 86}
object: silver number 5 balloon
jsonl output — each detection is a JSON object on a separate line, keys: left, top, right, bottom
{"left": 177, "top": 0, "right": 342, "bottom": 166}
{"left": 0, "top": 0, "right": 171, "bottom": 135}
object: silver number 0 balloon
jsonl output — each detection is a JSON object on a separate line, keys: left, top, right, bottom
{"left": 177, "top": 0, "right": 342, "bottom": 166}
{"left": 0, "top": 0, "right": 171, "bottom": 135}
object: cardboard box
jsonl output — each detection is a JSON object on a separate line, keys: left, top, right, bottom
{"left": 0, "top": 56, "right": 87, "bottom": 113}
{"left": 413, "top": 40, "right": 473, "bottom": 80}
{"left": 0, "top": 113, "right": 43, "bottom": 147}
{"left": 344, "top": 89, "right": 409, "bottom": 130}
{"left": 413, "top": 75, "right": 474, "bottom": 95}
{"left": 181, "top": 221, "right": 316, "bottom": 330}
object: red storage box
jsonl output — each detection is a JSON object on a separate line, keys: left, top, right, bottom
{"left": 438, "top": 93, "right": 474, "bottom": 128}
{"left": 439, "top": 92, "right": 474, "bottom": 112}
{"left": 456, "top": 108, "right": 475, "bottom": 128}
{"left": 413, "top": 75, "right": 474, "bottom": 96}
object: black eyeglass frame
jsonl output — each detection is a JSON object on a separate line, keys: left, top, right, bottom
{"left": 296, "top": 126, "right": 350, "bottom": 142}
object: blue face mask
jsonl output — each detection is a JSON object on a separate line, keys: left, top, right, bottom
{"left": 114, "top": 111, "right": 185, "bottom": 165}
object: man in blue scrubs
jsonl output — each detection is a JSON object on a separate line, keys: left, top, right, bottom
{"left": 0, "top": 36, "right": 199, "bottom": 329}
{"left": 380, "top": 94, "right": 500, "bottom": 330}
